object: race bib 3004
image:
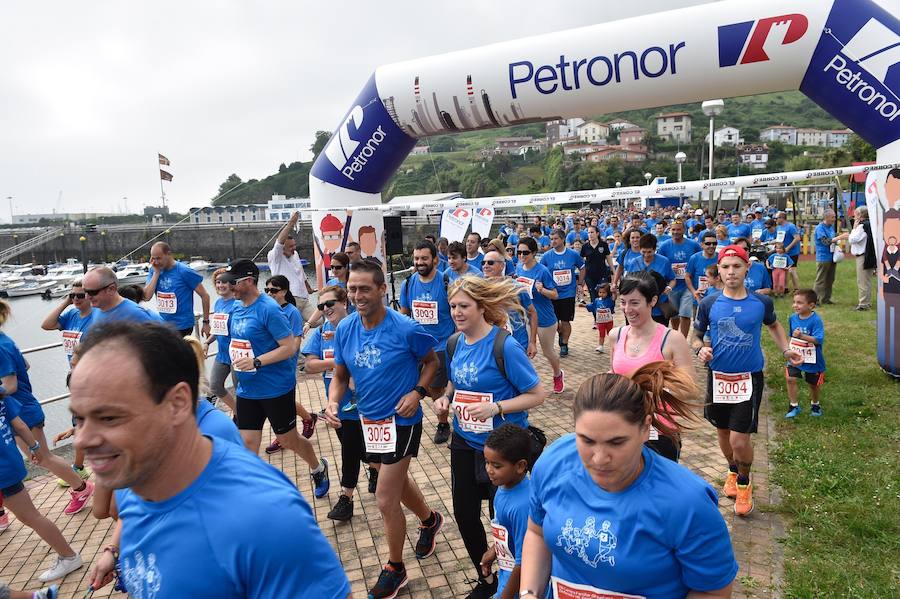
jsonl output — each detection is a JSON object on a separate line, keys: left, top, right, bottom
{"left": 712, "top": 371, "right": 752, "bottom": 404}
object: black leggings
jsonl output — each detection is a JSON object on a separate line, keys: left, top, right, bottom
{"left": 450, "top": 437, "right": 496, "bottom": 574}
{"left": 335, "top": 418, "right": 366, "bottom": 490}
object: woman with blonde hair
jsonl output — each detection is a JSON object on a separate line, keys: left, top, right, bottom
{"left": 432, "top": 276, "right": 545, "bottom": 598}
{"left": 715, "top": 224, "right": 730, "bottom": 253}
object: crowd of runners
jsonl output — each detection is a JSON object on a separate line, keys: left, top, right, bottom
{"left": 0, "top": 202, "right": 837, "bottom": 598}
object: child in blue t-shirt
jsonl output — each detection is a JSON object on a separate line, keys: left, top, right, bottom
{"left": 481, "top": 424, "right": 534, "bottom": 599}
{"left": 785, "top": 289, "right": 826, "bottom": 419}
{"left": 766, "top": 242, "right": 794, "bottom": 297}
{"left": 585, "top": 283, "right": 616, "bottom": 353}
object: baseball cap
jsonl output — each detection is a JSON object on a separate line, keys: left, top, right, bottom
{"left": 219, "top": 258, "right": 260, "bottom": 283}
{"left": 694, "top": 209, "right": 704, "bottom": 216}
{"left": 755, "top": 206, "right": 764, "bottom": 213}
{"left": 717, "top": 245, "right": 749, "bottom": 264}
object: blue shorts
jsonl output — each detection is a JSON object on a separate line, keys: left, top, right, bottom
{"left": 668, "top": 286, "right": 694, "bottom": 318}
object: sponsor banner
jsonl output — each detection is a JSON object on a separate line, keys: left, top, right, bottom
{"left": 800, "top": 0, "right": 900, "bottom": 149}
{"left": 865, "top": 168, "right": 900, "bottom": 377}
{"left": 472, "top": 206, "right": 495, "bottom": 238}
{"left": 310, "top": 73, "right": 416, "bottom": 194}
{"left": 311, "top": 209, "right": 386, "bottom": 288}
{"left": 440, "top": 207, "right": 472, "bottom": 242}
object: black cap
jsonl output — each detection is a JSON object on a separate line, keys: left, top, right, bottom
{"left": 219, "top": 259, "right": 259, "bottom": 283}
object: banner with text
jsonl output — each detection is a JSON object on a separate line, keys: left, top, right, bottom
{"left": 440, "top": 207, "right": 473, "bottom": 242}
{"left": 471, "top": 206, "right": 495, "bottom": 239}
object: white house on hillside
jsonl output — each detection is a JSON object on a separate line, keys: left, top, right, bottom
{"left": 826, "top": 129, "right": 852, "bottom": 148}
{"left": 577, "top": 121, "right": 610, "bottom": 144}
{"left": 607, "top": 118, "right": 639, "bottom": 131}
{"left": 656, "top": 112, "right": 692, "bottom": 143}
{"left": 796, "top": 128, "right": 828, "bottom": 147}
{"left": 705, "top": 126, "right": 743, "bottom": 147}
{"left": 760, "top": 124, "right": 797, "bottom": 145}
{"left": 738, "top": 144, "right": 769, "bottom": 170}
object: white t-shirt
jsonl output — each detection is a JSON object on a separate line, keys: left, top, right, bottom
{"left": 267, "top": 240, "right": 310, "bottom": 299}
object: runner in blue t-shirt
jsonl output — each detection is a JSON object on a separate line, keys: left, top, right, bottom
{"left": 221, "top": 260, "right": 329, "bottom": 499}
{"left": 324, "top": 259, "right": 444, "bottom": 599}
{"left": 540, "top": 229, "right": 584, "bottom": 357}
{"left": 813, "top": 210, "right": 848, "bottom": 304}
{"left": 447, "top": 241, "right": 483, "bottom": 282}
{"left": 84, "top": 266, "right": 163, "bottom": 332}
{"left": 692, "top": 245, "right": 802, "bottom": 517}
{"left": 775, "top": 211, "right": 802, "bottom": 293}
{"left": 785, "top": 289, "right": 827, "bottom": 419}
{"left": 726, "top": 213, "right": 751, "bottom": 242}
{"left": 41, "top": 279, "right": 96, "bottom": 366}
{"left": 483, "top": 250, "right": 537, "bottom": 358}
{"left": 432, "top": 277, "right": 544, "bottom": 599}
{"left": 515, "top": 237, "right": 565, "bottom": 394}
{"left": 400, "top": 240, "right": 455, "bottom": 445}
{"left": 466, "top": 232, "right": 485, "bottom": 272}
{"left": 204, "top": 268, "right": 238, "bottom": 412}
{"left": 631, "top": 234, "right": 676, "bottom": 325}
{"left": 481, "top": 424, "right": 534, "bottom": 599}
{"left": 143, "top": 242, "right": 210, "bottom": 336}
{"left": 519, "top": 368, "right": 737, "bottom": 599}
{"left": 612, "top": 228, "right": 643, "bottom": 288}
{"left": 685, "top": 232, "right": 720, "bottom": 307}
{"left": 657, "top": 221, "right": 701, "bottom": 336}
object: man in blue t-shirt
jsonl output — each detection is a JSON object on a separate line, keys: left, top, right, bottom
{"left": 465, "top": 232, "right": 484, "bottom": 272}
{"left": 775, "top": 211, "right": 802, "bottom": 293}
{"left": 540, "top": 229, "right": 584, "bottom": 357}
{"left": 657, "top": 220, "right": 701, "bottom": 336}
{"left": 726, "top": 213, "right": 751, "bottom": 243}
{"left": 144, "top": 242, "right": 211, "bottom": 337}
{"left": 692, "top": 245, "right": 802, "bottom": 517}
{"left": 324, "top": 259, "right": 445, "bottom": 599}
{"left": 400, "top": 239, "right": 455, "bottom": 445}
{"left": 447, "top": 241, "right": 483, "bottom": 282}
{"left": 813, "top": 209, "right": 848, "bottom": 305}
{"left": 83, "top": 267, "right": 163, "bottom": 332}
{"left": 686, "top": 232, "right": 720, "bottom": 307}
{"left": 41, "top": 279, "right": 96, "bottom": 366}
{"left": 74, "top": 322, "right": 350, "bottom": 599}
{"left": 529, "top": 226, "right": 550, "bottom": 254}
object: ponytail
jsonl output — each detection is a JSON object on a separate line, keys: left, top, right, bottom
{"left": 0, "top": 300, "right": 10, "bottom": 327}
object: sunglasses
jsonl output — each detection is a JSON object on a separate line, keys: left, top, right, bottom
{"left": 483, "top": 260, "right": 502, "bottom": 266}
{"left": 703, "top": 242, "right": 717, "bottom": 246}
{"left": 229, "top": 276, "right": 253, "bottom": 286}
{"left": 331, "top": 264, "right": 346, "bottom": 270}
{"left": 84, "top": 283, "right": 114, "bottom": 296}
{"left": 69, "top": 292, "right": 86, "bottom": 300}
{"left": 517, "top": 250, "right": 532, "bottom": 255}
{"left": 505, "top": 248, "right": 515, "bottom": 253}
{"left": 317, "top": 299, "right": 338, "bottom": 311}
{"left": 264, "top": 287, "right": 283, "bottom": 294}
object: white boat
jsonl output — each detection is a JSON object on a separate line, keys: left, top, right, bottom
{"left": 188, "top": 257, "right": 210, "bottom": 272}
{"left": 116, "top": 264, "right": 149, "bottom": 286}
{"left": 45, "top": 283, "right": 72, "bottom": 299}
{"left": 6, "top": 280, "right": 57, "bottom": 297}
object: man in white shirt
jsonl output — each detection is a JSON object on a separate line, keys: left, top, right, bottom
{"left": 267, "top": 211, "right": 316, "bottom": 321}
{"left": 848, "top": 206, "right": 876, "bottom": 311}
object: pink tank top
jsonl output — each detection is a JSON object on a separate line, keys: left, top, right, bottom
{"left": 611, "top": 323, "right": 669, "bottom": 378}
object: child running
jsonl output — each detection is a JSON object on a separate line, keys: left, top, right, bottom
{"left": 785, "top": 289, "right": 826, "bottom": 418}
{"left": 585, "top": 282, "right": 615, "bottom": 353}
{"left": 480, "top": 424, "right": 534, "bottom": 599}
{"left": 767, "top": 242, "right": 794, "bottom": 297}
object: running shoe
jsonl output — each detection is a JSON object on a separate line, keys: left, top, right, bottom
{"left": 553, "top": 370, "right": 565, "bottom": 394}
{"left": 0, "top": 511, "right": 9, "bottom": 531}
{"left": 57, "top": 464, "right": 90, "bottom": 488}
{"left": 301, "top": 413, "right": 318, "bottom": 439}
{"left": 327, "top": 495, "right": 353, "bottom": 521}
{"left": 63, "top": 481, "right": 94, "bottom": 516}
{"left": 723, "top": 471, "right": 738, "bottom": 499}
{"left": 32, "top": 585, "right": 59, "bottom": 599}
{"left": 811, "top": 404, "right": 823, "bottom": 417}
{"left": 595, "top": 345, "right": 605, "bottom": 353}
{"left": 785, "top": 405, "right": 802, "bottom": 419}
{"left": 368, "top": 563, "right": 408, "bottom": 599}
{"left": 433, "top": 422, "right": 451, "bottom": 444}
{"left": 311, "top": 458, "right": 330, "bottom": 499}
{"left": 264, "top": 439, "right": 283, "bottom": 454}
{"left": 560, "top": 344, "right": 569, "bottom": 357}
{"left": 367, "top": 467, "right": 378, "bottom": 494}
{"left": 414, "top": 511, "right": 444, "bottom": 559}
{"left": 38, "top": 553, "right": 83, "bottom": 582}
{"left": 734, "top": 482, "right": 754, "bottom": 516}
{"left": 465, "top": 576, "right": 498, "bottom": 599}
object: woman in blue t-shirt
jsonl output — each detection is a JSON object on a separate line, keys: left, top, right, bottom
{"left": 433, "top": 276, "right": 545, "bottom": 598}
{"left": 204, "top": 268, "right": 237, "bottom": 412}
{"left": 520, "top": 364, "right": 738, "bottom": 599}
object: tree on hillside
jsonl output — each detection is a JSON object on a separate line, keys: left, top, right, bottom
{"left": 848, "top": 134, "right": 876, "bottom": 162}
{"left": 310, "top": 131, "right": 332, "bottom": 159}
{"left": 216, "top": 174, "right": 243, "bottom": 200}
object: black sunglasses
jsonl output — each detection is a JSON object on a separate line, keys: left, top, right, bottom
{"left": 331, "top": 264, "right": 346, "bottom": 270}
{"left": 69, "top": 293, "right": 86, "bottom": 300}
{"left": 483, "top": 259, "right": 502, "bottom": 266}
{"left": 517, "top": 250, "right": 532, "bottom": 255}
{"left": 264, "top": 287, "right": 283, "bottom": 294}
{"left": 84, "top": 283, "right": 114, "bottom": 296}
{"left": 703, "top": 242, "right": 717, "bottom": 246}
{"left": 317, "top": 299, "right": 338, "bottom": 311}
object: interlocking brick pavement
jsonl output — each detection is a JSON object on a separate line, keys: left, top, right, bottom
{"left": 0, "top": 309, "right": 784, "bottom": 597}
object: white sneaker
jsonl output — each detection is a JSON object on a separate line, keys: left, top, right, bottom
{"left": 595, "top": 345, "right": 605, "bottom": 353}
{"left": 39, "top": 553, "right": 83, "bottom": 582}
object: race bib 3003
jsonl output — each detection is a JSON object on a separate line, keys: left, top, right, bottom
{"left": 452, "top": 390, "right": 494, "bottom": 434}
{"left": 412, "top": 300, "right": 439, "bottom": 325}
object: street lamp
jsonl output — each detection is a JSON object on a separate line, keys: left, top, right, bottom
{"left": 100, "top": 230, "right": 107, "bottom": 263}
{"left": 229, "top": 227, "right": 236, "bottom": 262}
{"left": 644, "top": 172, "right": 652, "bottom": 186}
{"left": 675, "top": 151, "right": 687, "bottom": 182}
{"left": 79, "top": 236, "right": 87, "bottom": 273}
{"left": 701, "top": 99, "right": 724, "bottom": 180}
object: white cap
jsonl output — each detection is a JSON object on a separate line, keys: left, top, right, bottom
{"left": 695, "top": 209, "right": 704, "bottom": 216}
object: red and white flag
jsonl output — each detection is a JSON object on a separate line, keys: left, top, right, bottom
{"left": 158, "top": 153, "right": 170, "bottom": 166}
{"left": 160, "top": 169, "right": 173, "bottom": 181}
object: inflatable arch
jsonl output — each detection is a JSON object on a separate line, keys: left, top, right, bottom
{"left": 309, "top": 0, "right": 900, "bottom": 376}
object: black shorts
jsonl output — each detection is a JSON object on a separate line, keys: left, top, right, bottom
{"left": 704, "top": 370, "right": 765, "bottom": 434}
{"left": 786, "top": 366, "right": 825, "bottom": 386}
{"left": 178, "top": 327, "right": 194, "bottom": 337}
{"left": 429, "top": 350, "right": 448, "bottom": 390}
{"left": 365, "top": 421, "right": 422, "bottom": 465}
{"left": 235, "top": 388, "right": 297, "bottom": 435}
{"left": 552, "top": 297, "right": 576, "bottom": 322}
{"left": 646, "top": 435, "right": 681, "bottom": 462}
{"left": 0, "top": 481, "right": 25, "bottom": 498}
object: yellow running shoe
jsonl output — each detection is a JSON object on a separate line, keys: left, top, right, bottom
{"left": 723, "top": 471, "right": 738, "bottom": 499}
{"left": 734, "top": 482, "right": 754, "bottom": 516}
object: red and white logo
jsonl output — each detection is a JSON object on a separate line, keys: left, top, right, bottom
{"left": 719, "top": 14, "right": 808, "bottom": 67}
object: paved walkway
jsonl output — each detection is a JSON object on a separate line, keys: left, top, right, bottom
{"left": 1, "top": 309, "right": 784, "bottom": 597}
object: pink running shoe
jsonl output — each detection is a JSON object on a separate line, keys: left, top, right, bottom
{"left": 64, "top": 481, "right": 94, "bottom": 516}
{"left": 301, "top": 413, "right": 318, "bottom": 439}
{"left": 0, "top": 511, "right": 9, "bottom": 531}
{"left": 553, "top": 370, "right": 565, "bottom": 394}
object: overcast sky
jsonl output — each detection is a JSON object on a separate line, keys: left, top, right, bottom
{"left": 0, "top": 0, "right": 716, "bottom": 219}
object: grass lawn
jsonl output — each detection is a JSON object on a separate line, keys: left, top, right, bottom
{"left": 760, "top": 259, "right": 899, "bottom": 598}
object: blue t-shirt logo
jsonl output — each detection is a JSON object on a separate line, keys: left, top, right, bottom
{"left": 122, "top": 551, "right": 162, "bottom": 598}
{"left": 453, "top": 361, "right": 479, "bottom": 387}
{"left": 718, "top": 317, "right": 753, "bottom": 348}
{"left": 557, "top": 517, "right": 618, "bottom": 568}
{"left": 354, "top": 344, "right": 382, "bottom": 369}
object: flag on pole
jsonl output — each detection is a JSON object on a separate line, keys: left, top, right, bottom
{"left": 158, "top": 154, "right": 170, "bottom": 166}
{"left": 160, "top": 169, "right": 173, "bottom": 181}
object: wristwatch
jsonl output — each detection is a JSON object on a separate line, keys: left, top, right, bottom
{"left": 28, "top": 441, "right": 40, "bottom": 453}
{"left": 252, "top": 358, "right": 263, "bottom": 369}
{"left": 413, "top": 385, "right": 428, "bottom": 398}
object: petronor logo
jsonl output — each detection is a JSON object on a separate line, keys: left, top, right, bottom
{"left": 718, "top": 14, "right": 808, "bottom": 67}
{"left": 324, "top": 105, "right": 387, "bottom": 181}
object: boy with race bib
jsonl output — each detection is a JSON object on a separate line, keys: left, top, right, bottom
{"left": 784, "top": 289, "right": 827, "bottom": 419}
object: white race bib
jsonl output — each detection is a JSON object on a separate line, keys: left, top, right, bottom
{"left": 712, "top": 371, "right": 752, "bottom": 404}
{"left": 672, "top": 262, "right": 686, "bottom": 280}
{"left": 361, "top": 416, "right": 396, "bottom": 453}
{"left": 752, "top": 228, "right": 762, "bottom": 240}
{"left": 491, "top": 522, "right": 516, "bottom": 571}
{"left": 452, "top": 390, "right": 494, "bottom": 434}
{"left": 648, "top": 425, "right": 660, "bottom": 441}
{"left": 210, "top": 313, "right": 229, "bottom": 336}
{"left": 776, "top": 230, "right": 786, "bottom": 243}
{"left": 516, "top": 276, "right": 535, "bottom": 298}
{"left": 697, "top": 276, "right": 709, "bottom": 292}
{"left": 553, "top": 269, "right": 572, "bottom": 287}
{"left": 412, "top": 300, "right": 439, "bottom": 325}
{"left": 772, "top": 255, "right": 788, "bottom": 269}
{"left": 61, "top": 330, "right": 81, "bottom": 357}
{"left": 157, "top": 291, "right": 177, "bottom": 314}
{"left": 789, "top": 337, "right": 817, "bottom": 364}
{"left": 229, "top": 339, "right": 256, "bottom": 372}
{"left": 594, "top": 308, "right": 613, "bottom": 324}
{"left": 323, "top": 348, "right": 335, "bottom": 378}
{"left": 550, "top": 577, "right": 645, "bottom": 599}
